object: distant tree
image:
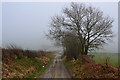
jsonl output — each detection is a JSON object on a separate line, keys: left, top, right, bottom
{"left": 62, "top": 31, "right": 80, "bottom": 59}
{"left": 47, "top": 2, "right": 113, "bottom": 57}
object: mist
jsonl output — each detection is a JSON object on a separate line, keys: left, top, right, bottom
{"left": 2, "top": 2, "right": 118, "bottom": 53}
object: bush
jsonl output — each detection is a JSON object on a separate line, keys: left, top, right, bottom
{"left": 2, "top": 44, "right": 46, "bottom": 61}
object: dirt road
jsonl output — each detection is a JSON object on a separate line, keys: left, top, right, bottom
{"left": 38, "top": 53, "right": 72, "bottom": 79}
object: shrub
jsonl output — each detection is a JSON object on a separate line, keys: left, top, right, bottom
{"left": 2, "top": 44, "right": 46, "bottom": 61}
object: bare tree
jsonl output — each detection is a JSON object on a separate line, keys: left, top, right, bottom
{"left": 48, "top": 2, "right": 113, "bottom": 56}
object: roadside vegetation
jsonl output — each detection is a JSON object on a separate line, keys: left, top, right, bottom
{"left": 62, "top": 55, "right": 118, "bottom": 79}
{"left": 2, "top": 45, "right": 55, "bottom": 78}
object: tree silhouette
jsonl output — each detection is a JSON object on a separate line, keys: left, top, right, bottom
{"left": 48, "top": 2, "right": 113, "bottom": 57}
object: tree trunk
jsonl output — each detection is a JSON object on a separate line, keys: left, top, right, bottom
{"left": 85, "top": 45, "right": 88, "bottom": 55}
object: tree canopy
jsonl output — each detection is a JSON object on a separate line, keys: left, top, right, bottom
{"left": 47, "top": 2, "right": 113, "bottom": 59}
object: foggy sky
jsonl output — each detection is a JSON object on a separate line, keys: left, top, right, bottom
{"left": 2, "top": 2, "right": 118, "bottom": 53}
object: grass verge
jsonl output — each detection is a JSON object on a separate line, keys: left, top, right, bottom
{"left": 62, "top": 55, "right": 118, "bottom": 79}
{"left": 3, "top": 53, "right": 55, "bottom": 78}
{"left": 26, "top": 54, "right": 55, "bottom": 78}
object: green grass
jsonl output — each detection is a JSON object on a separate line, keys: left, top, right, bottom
{"left": 26, "top": 54, "right": 55, "bottom": 78}
{"left": 92, "top": 53, "right": 118, "bottom": 67}
{"left": 63, "top": 58, "right": 73, "bottom": 72}
{"left": 7, "top": 54, "right": 55, "bottom": 78}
